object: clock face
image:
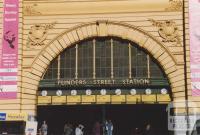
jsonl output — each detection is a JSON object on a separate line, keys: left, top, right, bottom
{"left": 145, "top": 89, "right": 152, "bottom": 95}
{"left": 100, "top": 89, "right": 107, "bottom": 95}
{"left": 115, "top": 89, "right": 121, "bottom": 95}
{"left": 161, "top": 88, "right": 167, "bottom": 95}
{"left": 71, "top": 90, "right": 77, "bottom": 96}
{"left": 41, "top": 90, "right": 47, "bottom": 96}
{"left": 86, "top": 89, "right": 92, "bottom": 95}
{"left": 130, "top": 89, "right": 136, "bottom": 95}
{"left": 56, "top": 90, "right": 62, "bottom": 96}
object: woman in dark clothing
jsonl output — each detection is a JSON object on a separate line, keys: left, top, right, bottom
{"left": 92, "top": 121, "right": 101, "bottom": 135}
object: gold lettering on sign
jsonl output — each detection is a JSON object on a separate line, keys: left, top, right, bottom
{"left": 58, "top": 79, "right": 150, "bottom": 86}
{"left": 58, "top": 80, "right": 87, "bottom": 86}
{"left": 93, "top": 80, "right": 115, "bottom": 85}
{"left": 122, "top": 79, "right": 150, "bottom": 85}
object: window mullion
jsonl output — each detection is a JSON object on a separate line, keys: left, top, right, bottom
{"left": 128, "top": 43, "right": 132, "bottom": 79}
{"left": 75, "top": 44, "right": 78, "bottom": 79}
{"left": 147, "top": 54, "right": 150, "bottom": 78}
{"left": 57, "top": 55, "right": 60, "bottom": 80}
{"left": 93, "top": 39, "right": 96, "bottom": 79}
{"left": 111, "top": 38, "right": 114, "bottom": 79}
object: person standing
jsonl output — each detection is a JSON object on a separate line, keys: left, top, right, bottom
{"left": 92, "top": 121, "right": 101, "bottom": 135}
{"left": 102, "top": 120, "right": 108, "bottom": 135}
{"left": 41, "top": 121, "right": 48, "bottom": 135}
{"left": 143, "top": 123, "right": 153, "bottom": 135}
{"left": 75, "top": 124, "right": 84, "bottom": 135}
{"left": 64, "top": 123, "right": 73, "bottom": 135}
{"left": 106, "top": 120, "right": 113, "bottom": 135}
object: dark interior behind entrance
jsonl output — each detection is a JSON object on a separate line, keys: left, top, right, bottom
{"left": 37, "top": 104, "right": 168, "bottom": 135}
{"left": 0, "top": 121, "right": 25, "bottom": 135}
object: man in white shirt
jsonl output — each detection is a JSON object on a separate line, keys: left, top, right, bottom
{"left": 75, "top": 124, "right": 84, "bottom": 135}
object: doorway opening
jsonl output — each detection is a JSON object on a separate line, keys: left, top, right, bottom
{"left": 37, "top": 104, "right": 168, "bottom": 135}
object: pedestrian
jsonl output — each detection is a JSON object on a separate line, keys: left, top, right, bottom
{"left": 92, "top": 121, "right": 101, "bottom": 135}
{"left": 64, "top": 123, "right": 73, "bottom": 135}
{"left": 106, "top": 120, "right": 113, "bottom": 135}
{"left": 132, "top": 127, "right": 141, "bottom": 135}
{"left": 143, "top": 123, "right": 153, "bottom": 135}
{"left": 102, "top": 120, "right": 108, "bottom": 135}
{"left": 75, "top": 124, "right": 84, "bottom": 135}
{"left": 41, "top": 121, "right": 48, "bottom": 135}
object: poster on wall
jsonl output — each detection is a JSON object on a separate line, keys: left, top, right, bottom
{"left": 0, "top": 0, "right": 19, "bottom": 99}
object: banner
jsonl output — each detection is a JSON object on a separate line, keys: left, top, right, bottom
{"left": 190, "top": 0, "right": 200, "bottom": 96}
{"left": 25, "top": 121, "right": 38, "bottom": 135}
{"left": 0, "top": 0, "right": 19, "bottom": 99}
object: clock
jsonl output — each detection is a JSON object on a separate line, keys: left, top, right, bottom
{"left": 161, "top": 88, "right": 168, "bottom": 95}
{"left": 86, "top": 89, "right": 92, "bottom": 95}
{"left": 71, "top": 90, "right": 77, "bottom": 96}
{"left": 41, "top": 90, "right": 47, "bottom": 96}
{"left": 115, "top": 89, "right": 121, "bottom": 95}
{"left": 100, "top": 89, "right": 107, "bottom": 95}
{"left": 56, "top": 90, "right": 62, "bottom": 96}
{"left": 145, "top": 89, "right": 152, "bottom": 95}
{"left": 130, "top": 89, "right": 137, "bottom": 95}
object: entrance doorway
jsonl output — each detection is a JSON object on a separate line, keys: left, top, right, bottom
{"left": 37, "top": 104, "right": 168, "bottom": 135}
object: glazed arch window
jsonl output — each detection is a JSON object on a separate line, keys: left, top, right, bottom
{"left": 43, "top": 37, "right": 165, "bottom": 80}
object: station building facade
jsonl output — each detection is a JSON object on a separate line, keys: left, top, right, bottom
{"left": 0, "top": 0, "right": 195, "bottom": 122}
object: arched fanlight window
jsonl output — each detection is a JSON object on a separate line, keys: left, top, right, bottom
{"left": 43, "top": 37, "right": 166, "bottom": 80}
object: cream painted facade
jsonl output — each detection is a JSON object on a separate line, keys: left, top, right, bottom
{"left": 0, "top": 0, "right": 194, "bottom": 115}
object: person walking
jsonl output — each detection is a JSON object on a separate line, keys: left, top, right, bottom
{"left": 41, "top": 121, "right": 48, "bottom": 135}
{"left": 106, "top": 120, "right": 113, "bottom": 135}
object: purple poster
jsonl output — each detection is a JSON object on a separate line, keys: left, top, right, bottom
{"left": 0, "top": 0, "right": 19, "bottom": 99}
{"left": 190, "top": 0, "right": 200, "bottom": 96}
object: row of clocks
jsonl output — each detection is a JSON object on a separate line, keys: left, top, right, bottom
{"left": 41, "top": 88, "right": 168, "bottom": 97}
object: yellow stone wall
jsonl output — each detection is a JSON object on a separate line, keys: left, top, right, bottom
{"left": 0, "top": 0, "right": 195, "bottom": 115}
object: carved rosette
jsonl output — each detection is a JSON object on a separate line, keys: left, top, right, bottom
{"left": 165, "top": 0, "right": 183, "bottom": 11}
{"left": 27, "top": 22, "right": 56, "bottom": 47}
{"left": 149, "top": 19, "right": 181, "bottom": 46}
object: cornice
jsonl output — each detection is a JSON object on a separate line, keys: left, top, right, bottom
{"left": 23, "top": 0, "right": 183, "bottom": 16}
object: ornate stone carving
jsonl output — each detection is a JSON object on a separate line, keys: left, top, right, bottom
{"left": 165, "top": 0, "right": 183, "bottom": 11}
{"left": 27, "top": 22, "right": 56, "bottom": 47}
{"left": 24, "top": 4, "right": 41, "bottom": 16}
{"left": 149, "top": 19, "right": 181, "bottom": 45}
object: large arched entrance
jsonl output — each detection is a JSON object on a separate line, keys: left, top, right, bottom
{"left": 37, "top": 37, "right": 171, "bottom": 135}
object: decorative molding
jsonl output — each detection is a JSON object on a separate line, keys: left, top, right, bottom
{"left": 149, "top": 19, "right": 181, "bottom": 46}
{"left": 27, "top": 22, "right": 56, "bottom": 47}
{"left": 23, "top": 4, "right": 41, "bottom": 16}
{"left": 165, "top": 0, "right": 183, "bottom": 11}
